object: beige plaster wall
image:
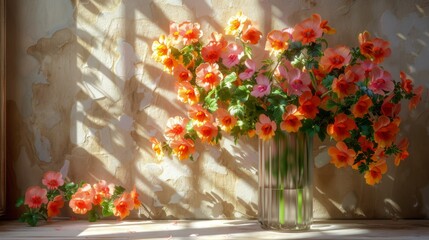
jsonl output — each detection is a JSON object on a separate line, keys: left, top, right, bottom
{"left": 5, "top": 0, "right": 429, "bottom": 219}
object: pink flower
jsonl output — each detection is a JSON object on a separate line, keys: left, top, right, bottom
{"left": 320, "top": 46, "right": 351, "bottom": 73}
{"left": 238, "top": 59, "right": 256, "bottom": 80}
{"left": 368, "top": 66, "right": 394, "bottom": 95}
{"left": 221, "top": 43, "right": 244, "bottom": 68}
{"left": 282, "top": 68, "right": 311, "bottom": 96}
{"left": 69, "top": 191, "right": 93, "bottom": 215}
{"left": 292, "top": 14, "right": 323, "bottom": 44}
{"left": 195, "top": 63, "right": 223, "bottom": 91}
{"left": 251, "top": 74, "right": 271, "bottom": 97}
{"left": 93, "top": 180, "right": 114, "bottom": 198}
{"left": 360, "top": 60, "right": 376, "bottom": 78}
{"left": 201, "top": 41, "right": 223, "bottom": 63}
{"left": 24, "top": 186, "right": 48, "bottom": 209}
{"left": 42, "top": 171, "right": 64, "bottom": 190}
{"left": 178, "top": 21, "right": 202, "bottom": 45}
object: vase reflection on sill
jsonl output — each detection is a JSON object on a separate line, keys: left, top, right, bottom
{"left": 258, "top": 131, "right": 313, "bottom": 231}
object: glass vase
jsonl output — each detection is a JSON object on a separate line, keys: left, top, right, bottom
{"left": 258, "top": 131, "right": 313, "bottom": 231}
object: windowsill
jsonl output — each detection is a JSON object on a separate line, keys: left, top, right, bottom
{"left": 1, "top": 219, "right": 428, "bottom": 239}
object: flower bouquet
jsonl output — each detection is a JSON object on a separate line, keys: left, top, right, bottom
{"left": 16, "top": 171, "right": 141, "bottom": 226}
{"left": 151, "top": 12, "right": 422, "bottom": 229}
{"left": 151, "top": 11, "right": 422, "bottom": 184}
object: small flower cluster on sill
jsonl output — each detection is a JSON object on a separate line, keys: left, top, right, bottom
{"left": 150, "top": 12, "right": 424, "bottom": 185}
{"left": 16, "top": 171, "right": 141, "bottom": 227}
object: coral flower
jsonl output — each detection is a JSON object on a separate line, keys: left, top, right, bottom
{"left": 381, "top": 95, "right": 401, "bottom": 118}
{"left": 209, "top": 32, "right": 228, "bottom": 49}
{"left": 320, "top": 19, "right": 336, "bottom": 35}
{"left": 358, "top": 31, "right": 374, "bottom": 58}
{"left": 177, "top": 81, "right": 200, "bottom": 106}
{"left": 150, "top": 137, "right": 164, "bottom": 161}
{"left": 368, "top": 66, "right": 394, "bottom": 95}
{"left": 239, "top": 59, "right": 256, "bottom": 80}
{"left": 280, "top": 105, "right": 303, "bottom": 133}
{"left": 173, "top": 63, "right": 193, "bottom": 82}
{"left": 69, "top": 191, "right": 93, "bottom": 215}
{"left": 358, "top": 136, "right": 374, "bottom": 152}
{"left": 24, "top": 186, "right": 48, "bottom": 209}
{"left": 265, "top": 30, "right": 290, "bottom": 53}
{"left": 298, "top": 91, "right": 320, "bottom": 119}
{"left": 164, "top": 116, "right": 189, "bottom": 140}
{"left": 47, "top": 195, "right": 64, "bottom": 218}
{"left": 373, "top": 116, "right": 399, "bottom": 148}
{"left": 221, "top": 43, "right": 244, "bottom": 68}
{"left": 195, "top": 122, "right": 219, "bottom": 143}
{"left": 409, "top": 86, "right": 423, "bottom": 110}
{"left": 328, "top": 141, "right": 356, "bottom": 168}
{"left": 292, "top": 14, "right": 323, "bottom": 44}
{"left": 224, "top": 11, "right": 251, "bottom": 36}
{"left": 151, "top": 35, "right": 170, "bottom": 62}
{"left": 170, "top": 137, "right": 195, "bottom": 160}
{"left": 215, "top": 108, "right": 237, "bottom": 133}
{"left": 251, "top": 74, "right": 271, "bottom": 98}
{"left": 93, "top": 180, "right": 114, "bottom": 198}
{"left": 400, "top": 71, "right": 413, "bottom": 93}
{"left": 42, "top": 171, "right": 64, "bottom": 190}
{"left": 327, "top": 113, "right": 357, "bottom": 141}
{"left": 179, "top": 21, "right": 202, "bottom": 45}
{"left": 195, "top": 63, "right": 223, "bottom": 91}
{"left": 282, "top": 68, "right": 311, "bottom": 96}
{"left": 351, "top": 95, "right": 373, "bottom": 118}
{"left": 169, "top": 22, "right": 182, "bottom": 46}
{"left": 241, "top": 26, "right": 262, "bottom": 45}
{"left": 371, "top": 38, "right": 391, "bottom": 64}
{"left": 130, "top": 186, "right": 141, "bottom": 209}
{"left": 255, "top": 114, "right": 277, "bottom": 141}
{"left": 188, "top": 104, "right": 213, "bottom": 126}
{"left": 344, "top": 65, "right": 365, "bottom": 83}
{"left": 394, "top": 138, "right": 409, "bottom": 166}
{"left": 113, "top": 192, "right": 134, "bottom": 220}
{"left": 201, "top": 41, "right": 223, "bottom": 63}
{"left": 332, "top": 74, "right": 358, "bottom": 99}
{"left": 320, "top": 46, "right": 351, "bottom": 72}
{"left": 364, "top": 159, "right": 387, "bottom": 185}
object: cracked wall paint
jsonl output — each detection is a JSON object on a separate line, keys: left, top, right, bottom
{"left": 5, "top": 0, "right": 429, "bottom": 219}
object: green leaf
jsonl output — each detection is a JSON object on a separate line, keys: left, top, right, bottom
{"left": 322, "top": 75, "right": 335, "bottom": 89}
{"left": 15, "top": 196, "right": 25, "bottom": 208}
{"left": 101, "top": 200, "right": 114, "bottom": 217}
{"left": 307, "top": 43, "right": 322, "bottom": 57}
{"left": 244, "top": 45, "right": 252, "bottom": 59}
{"left": 204, "top": 96, "right": 218, "bottom": 112}
{"left": 222, "top": 72, "right": 237, "bottom": 88}
{"left": 113, "top": 186, "right": 126, "bottom": 197}
{"left": 88, "top": 208, "right": 99, "bottom": 222}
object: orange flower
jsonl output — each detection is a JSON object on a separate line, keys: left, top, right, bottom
{"left": 280, "top": 105, "right": 303, "bottom": 133}
{"left": 265, "top": 30, "right": 290, "bottom": 54}
{"left": 292, "top": 14, "right": 323, "bottom": 44}
{"left": 351, "top": 95, "right": 373, "bottom": 118}
{"left": 298, "top": 91, "right": 320, "bottom": 119}
{"left": 201, "top": 41, "right": 223, "bottom": 63}
{"left": 371, "top": 38, "right": 391, "bottom": 64}
{"left": 255, "top": 114, "right": 277, "bottom": 141}
{"left": 24, "top": 186, "right": 48, "bottom": 209}
{"left": 93, "top": 180, "right": 114, "bottom": 199}
{"left": 320, "top": 46, "right": 351, "bottom": 73}
{"left": 150, "top": 137, "right": 164, "bottom": 161}
{"left": 170, "top": 137, "right": 195, "bottom": 161}
{"left": 130, "top": 186, "right": 141, "bottom": 209}
{"left": 409, "top": 86, "right": 423, "bottom": 110}
{"left": 215, "top": 108, "right": 237, "bottom": 133}
{"left": 320, "top": 19, "right": 336, "bottom": 35}
{"left": 332, "top": 74, "right": 358, "bottom": 99}
{"left": 225, "top": 11, "right": 251, "bottom": 36}
{"left": 42, "top": 171, "right": 64, "bottom": 190}
{"left": 394, "top": 138, "right": 409, "bottom": 166}
{"left": 358, "top": 31, "right": 374, "bottom": 58}
{"left": 381, "top": 95, "right": 400, "bottom": 118}
{"left": 364, "top": 159, "right": 387, "bottom": 185}
{"left": 195, "top": 122, "right": 219, "bottom": 143}
{"left": 160, "top": 54, "right": 176, "bottom": 74}
{"left": 113, "top": 192, "right": 134, "bottom": 220}
{"left": 327, "top": 113, "right": 357, "bottom": 141}
{"left": 400, "top": 71, "right": 413, "bottom": 93}
{"left": 358, "top": 136, "right": 374, "bottom": 152}
{"left": 69, "top": 191, "right": 93, "bottom": 215}
{"left": 151, "top": 35, "right": 170, "bottom": 62}
{"left": 164, "top": 116, "right": 188, "bottom": 140}
{"left": 47, "top": 195, "right": 64, "bottom": 218}
{"left": 188, "top": 104, "right": 212, "bottom": 126}
{"left": 195, "top": 63, "right": 223, "bottom": 91}
{"left": 179, "top": 21, "right": 202, "bottom": 45}
{"left": 173, "top": 63, "right": 193, "bottom": 82}
{"left": 373, "top": 116, "right": 399, "bottom": 148}
{"left": 328, "top": 141, "right": 356, "bottom": 168}
{"left": 248, "top": 129, "right": 256, "bottom": 138}
{"left": 177, "top": 81, "right": 200, "bottom": 106}
{"left": 241, "top": 26, "right": 262, "bottom": 45}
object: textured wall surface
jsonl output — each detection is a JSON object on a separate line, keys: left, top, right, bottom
{"left": 5, "top": 0, "right": 429, "bottom": 219}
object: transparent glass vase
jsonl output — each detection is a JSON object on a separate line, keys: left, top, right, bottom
{"left": 258, "top": 131, "right": 313, "bottom": 231}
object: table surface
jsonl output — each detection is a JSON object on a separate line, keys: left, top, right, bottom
{"left": 0, "top": 219, "right": 429, "bottom": 239}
